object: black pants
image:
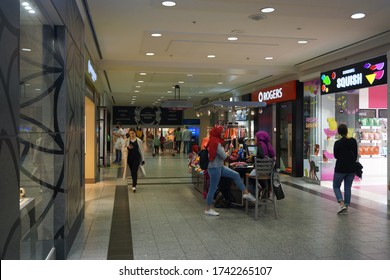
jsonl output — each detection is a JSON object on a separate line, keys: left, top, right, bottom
{"left": 128, "top": 159, "right": 140, "bottom": 187}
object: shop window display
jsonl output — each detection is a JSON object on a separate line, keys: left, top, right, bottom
{"left": 320, "top": 85, "right": 387, "bottom": 181}
{"left": 303, "top": 80, "right": 321, "bottom": 181}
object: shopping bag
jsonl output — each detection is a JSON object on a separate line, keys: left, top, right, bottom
{"left": 138, "top": 165, "right": 146, "bottom": 178}
{"left": 122, "top": 148, "right": 128, "bottom": 180}
{"left": 273, "top": 169, "right": 285, "bottom": 200}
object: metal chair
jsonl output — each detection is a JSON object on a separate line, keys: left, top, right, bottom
{"left": 245, "top": 157, "right": 277, "bottom": 220}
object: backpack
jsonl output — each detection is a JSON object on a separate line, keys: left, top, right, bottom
{"left": 198, "top": 148, "right": 209, "bottom": 170}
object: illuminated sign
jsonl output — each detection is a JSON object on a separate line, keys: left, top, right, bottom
{"left": 320, "top": 55, "right": 386, "bottom": 94}
{"left": 251, "top": 80, "right": 297, "bottom": 104}
{"left": 88, "top": 60, "right": 97, "bottom": 82}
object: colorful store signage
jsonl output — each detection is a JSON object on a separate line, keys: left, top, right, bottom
{"left": 113, "top": 106, "right": 183, "bottom": 126}
{"left": 320, "top": 55, "right": 387, "bottom": 94}
{"left": 251, "top": 80, "right": 297, "bottom": 104}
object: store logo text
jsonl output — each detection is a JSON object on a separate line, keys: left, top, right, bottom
{"left": 258, "top": 88, "right": 282, "bottom": 102}
{"left": 336, "top": 68, "right": 362, "bottom": 89}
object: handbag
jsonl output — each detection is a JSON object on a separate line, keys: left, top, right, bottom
{"left": 138, "top": 165, "right": 146, "bottom": 178}
{"left": 272, "top": 169, "right": 285, "bottom": 200}
{"left": 354, "top": 162, "right": 363, "bottom": 179}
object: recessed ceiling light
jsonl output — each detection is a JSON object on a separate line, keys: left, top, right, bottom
{"left": 207, "top": 54, "right": 216, "bottom": 58}
{"left": 228, "top": 36, "right": 238, "bottom": 41}
{"left": 187, "top": 74, "right": 193, "bottom": 76}
{"left": 28, "top": 10, "right": 36, "bottom": 14}
{"left": 261, "top": 7, "right": 275, "bottom": 13}
{"left": 138, "top": 80, "right": 144, "bottom": 83}
{"left": 134, "top": 90, "right": 139, "bottom": 93}
{"left": 145, "top": 52, "right": 155, "bottom": 56}
{"left": 218, "top": 82, "right": 223, "bottom": 84}
{"left": 22, "top": 2, "right": 29, "bottom": 6}
{"left": 22, "top": 48, "right": 32, "bottom": 52}
{"left": 178, "top": 81, "right": 184, "bottom": 84}
{"left": 265, "top": 56, "right": 274, "bottom": 60}
{"left": 139, "top": 72, "right": 147, "bottom": 75}
{"left": 351, "top": 13, "right": 365, "bottom": 19}
{"left": 298, "top": 40, "right": 308, "bottom": 44}
{"left": 24, "top": 6, "right": 32, "bottom": 10}
{"left": 151, "top": 33, "right": 162, "bottom": 37}
{"left": 162, "top": 1, "right": 176, "bottom": 7}
{"left": 136, "top": 85, "right": 141, "bottom": 88}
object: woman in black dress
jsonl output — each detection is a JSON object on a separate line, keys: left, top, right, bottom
{"left": 126, "top": 128, "right": 145, "bottom": 192}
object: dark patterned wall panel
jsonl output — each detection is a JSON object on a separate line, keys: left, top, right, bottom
{"left": 0, "top": 1, "right": 21, "bottom": 259}
{"left": 52, "top": 22, "right": 84, "bottom": 260}
{"left": 52, "top": 0, "right": 84, "bottom": 55}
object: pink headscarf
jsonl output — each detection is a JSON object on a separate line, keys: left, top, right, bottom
{"left": 255, "top": 131, "right": 275, "bottom": 158}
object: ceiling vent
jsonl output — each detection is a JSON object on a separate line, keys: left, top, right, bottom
{"left": 248, "top": 14, "right": 266, "bottom": 21}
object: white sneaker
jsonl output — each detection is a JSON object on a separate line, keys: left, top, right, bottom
{"left": 132, "top": 187, "right": 137, "bottom": 193}
{"left": 243, "top": 193, "right": 257, "bottom": 203}
{"left": 337, "top": 205, "right": 346, "bottom": 214}
{"left": 205, "top": 209, "right": 220, "bottom": 216}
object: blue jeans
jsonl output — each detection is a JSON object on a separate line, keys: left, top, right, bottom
{"left": 333, "top": 172, "right": 355, "bottom": 206}
{"left": 115, "top": 149, "right": 122, "bottom": 163}
{"left": 183, "top": 141, "right": 191, "bottom": 154}
{"left": 206, "top": 166, "right": 246, "bottom": 206}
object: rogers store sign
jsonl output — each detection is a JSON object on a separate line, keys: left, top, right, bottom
{"left": 251, "top": 80, "right": 297, "bottom": 105}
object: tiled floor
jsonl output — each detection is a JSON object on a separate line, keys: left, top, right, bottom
{"left": 68, "top": 151, "right": 390, "bottom": 260}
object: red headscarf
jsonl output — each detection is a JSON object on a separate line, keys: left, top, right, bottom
{"left": 207, "top": 126, "right": 224, "bottom": 161}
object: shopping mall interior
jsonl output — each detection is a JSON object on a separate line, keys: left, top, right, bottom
{"left": 1, "top": 0, "right": 389, "bottom": 262}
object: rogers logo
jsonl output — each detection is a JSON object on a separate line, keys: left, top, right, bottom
{"left": 258, "top": 88, "right": 282, "bottom": 102}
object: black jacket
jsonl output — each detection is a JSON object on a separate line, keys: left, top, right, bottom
{"left": 333, "top": 137, "right": 358, "bottom": 174}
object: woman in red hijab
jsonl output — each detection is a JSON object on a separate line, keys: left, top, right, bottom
{"left": 205, "top": 126, "right": 256, "bottom": 216}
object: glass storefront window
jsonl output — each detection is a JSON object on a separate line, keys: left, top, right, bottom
{"left": 303, "top": 80, "right": 321, "bottom": 180}
{"left": 320, "top": 84, "right": 387, "bottom": 181}
{"left": 279, "top": 102, "right": 293, "bottom": 173}
{"left": 19, "top": 0, "right": 57, "bottom": 259}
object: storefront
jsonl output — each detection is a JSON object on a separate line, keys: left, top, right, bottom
{"left": 316, "top": 56, "right": 388, "bottom": 193}
{"left": 251, "top": 80, "right": 304, "bottom": 177}
{"left": 85, "top": 57, "right": 101, "bottom": 183}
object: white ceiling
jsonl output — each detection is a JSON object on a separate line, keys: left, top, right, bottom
{"left": 80, "top": 0, "right": 390, "bottom": 107}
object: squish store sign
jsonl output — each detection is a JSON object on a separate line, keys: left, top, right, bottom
{"left": 251, "top": 80, "right": 297, "bottom": 104}
{"left": 320, "top": 55, "right": 387, "bottom": 94}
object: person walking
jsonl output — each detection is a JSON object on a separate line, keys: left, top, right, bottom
{"left": 333, "top": 124, "right": 358, "bottom": 214}
{"left": 174, "top": 127, "right": 182, "bottom": 153}
{"left": 182, "top": 126, "right": 193, "bottom": 154}
{"left": 126, "top": 128, "right": 145, "bottom": 193}
{"left": 205, "top": 126, "right": 256, "bottom": 216}
{"left": 113, "top": 134, "right": 125, "bottom": 164}
{"left": 153, "top": 134, "right": 161, "bottom": 156}
{"left": 159, "top": 133, "right": 166, "bottom": 153}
